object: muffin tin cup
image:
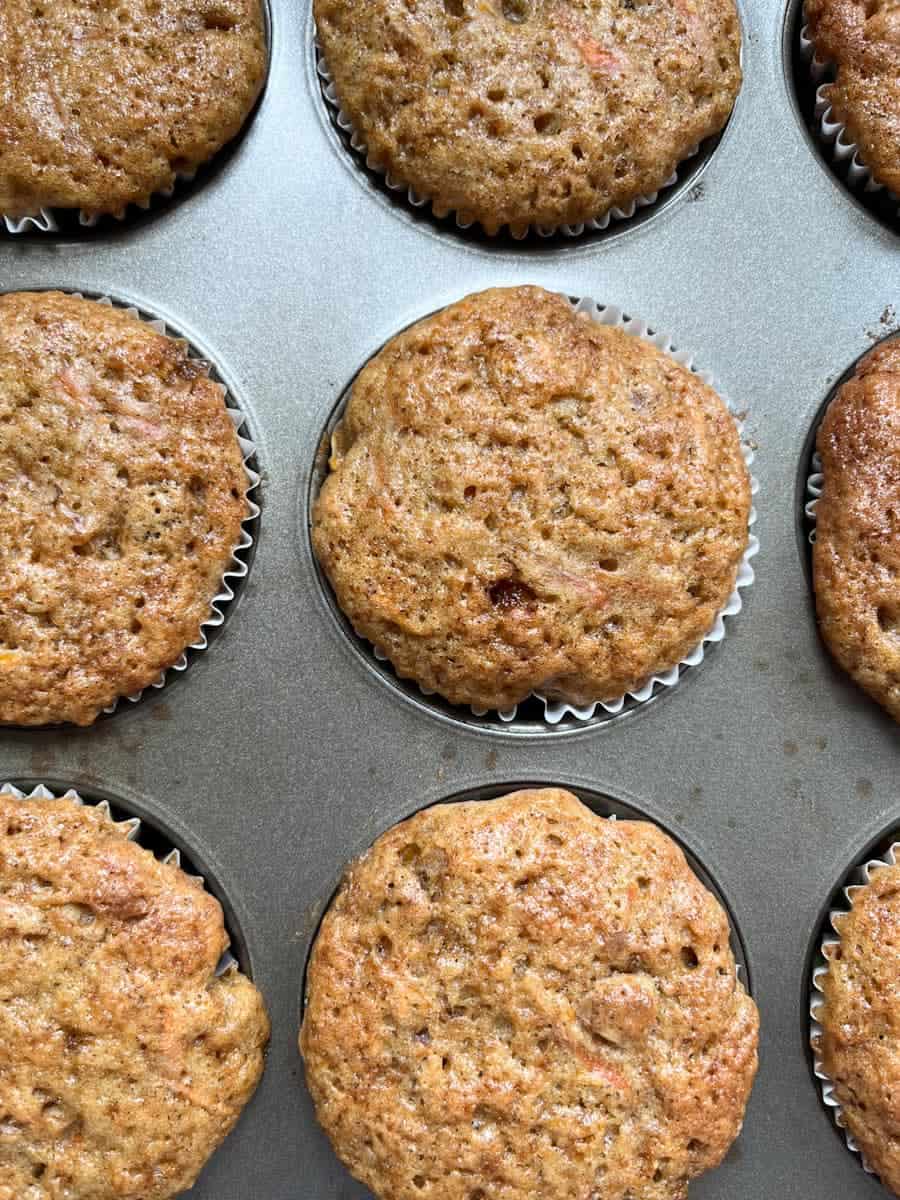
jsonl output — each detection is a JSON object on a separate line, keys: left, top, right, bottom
{"left": 315, "top": 41, "right": 699, "bottom": 241}
{"left": 798, "top": 18, "right": 899, "bottom": 216}
{"left": 807, "top": 841, "right": 900, "bottom": 1182}
{"left": 4, "top": 291, "right": 260, "bottom": 725}
{"left": 0, "top": 781, "right": 240, "bottom": 976}
{"left": 92, "top": 294, "right": 260, "bottom": 717}
{"left": 1, "top": 168, "right": 200, "bottom": 236}
{"left": 301, "top": 779, "right": 753, "bottom": 1009}
{"left": 803, "top": 332, "right": 900, "bottom": 549}
{"left": 1, "top": 0, "right": 272, "bottom": 237}
{"left": 325, "top": 293, "right": 759, "bottom": 728}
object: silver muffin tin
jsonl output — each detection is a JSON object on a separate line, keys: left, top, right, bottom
{"left": 0, "top": 0, "right": 897, "bottom": 1195}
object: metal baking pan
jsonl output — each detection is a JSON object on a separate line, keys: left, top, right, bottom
{"left": 0, "top": 0, "right": 896, "bottom": 1196}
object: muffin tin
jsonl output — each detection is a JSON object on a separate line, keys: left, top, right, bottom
{"left": 0, "top": 0, "right": 897, "bottom": 1196}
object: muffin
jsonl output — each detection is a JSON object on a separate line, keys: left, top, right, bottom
{"left": 315, "top": 0, "right": 742, "bottom": 235}
{"left": 313, "top": 286, "right": 751, "bottom": 714}
{"left": 301, "top": 788, "right": 759, "bottom": 1200}
{"left": 0, "top": 789, "right": 269, "bottom": 1200}
{"left": 0, "top": 0, "right": 266, "bottom": 220}
{"left": 815, "top": 855, "right": 900, "bottom": 1194}
{"left": 812, "top": 337, "right": 900, "bottom": 723}
{"left": 0, "top": 291, "right": 251, "bottom": 726}
{"left": 805, "top": 0, "right": 900, "bottom": 197}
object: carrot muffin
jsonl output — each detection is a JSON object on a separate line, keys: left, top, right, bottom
{"left": 0, "top": 291, "right": 250, "bottom": 726}
{"left": 813, "top": 337, "right": 900, "bottom": 723}
{"left": 315, "top": 0, "right": 742, "bottom": 235}
{"left": 301, "top": 788, "right": 759, "bottom": 1200}
{"left": 805, "top": 0, "right": 900, "bottom": 197}
{"left": 0, "top": 790, "right": 269, "bottom": 1200}
{"left": 815, "top": 856, "right": 900, "bottom": 1194}
{"left": 313, "top": 286, "right": 751, "bottom": 714}
{"left": 0, "top": 0, "right": 266, "bottom": 220}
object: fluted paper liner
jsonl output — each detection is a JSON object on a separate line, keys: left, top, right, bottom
{"left": 2, "top": 167, "right": 199, "bottom": 236}
{"left": 0, "top": 781, "right": 238, "bottom": 976}
{"left": 806, "top": 450, "right": 823, "bottom": 546}
{"left": 799, "top": 18, "right": 899, "bottom": 216}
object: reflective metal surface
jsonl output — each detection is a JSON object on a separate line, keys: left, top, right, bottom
{"left": 0, "top": 0, "right": 897, "bottom": 1195}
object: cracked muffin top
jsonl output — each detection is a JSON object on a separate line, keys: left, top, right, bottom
{"left": 0, "top": 0, "right": 266, "bottom": 219}
{"left": 817, "top": 858, "right": 900, "bottom": 1195}
{"left": 301, "top": 788, "right": 759, "bottom": 1200}
{"left": 806, "top": 0, "right": 900, "bottom": 196}
{"left": 312, "top": 286, "right": 750, "bottom": 714}
{"left": 0, "top": 291, "right": 249, "bottom": 726}
{"left": 315, "top": 0, "right": 742, "bottom": 235}
{"left": 813, "top": 336, "right": 900, "bottom": 723}
{"left": 0, "top": 792, "right": 269, "bottom": 1200}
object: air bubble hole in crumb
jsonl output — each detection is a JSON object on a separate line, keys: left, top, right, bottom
{"left": 681, "top": 946, "right": 699, "bottom": 968}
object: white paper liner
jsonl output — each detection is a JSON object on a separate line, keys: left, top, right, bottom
{"left": 12, "top": 292, "right": 260, "bottom": 722}
{"left": 808, "top": 842, "right": 900, "bottom": 1179}
{"left": 315, "top": 38, "right": 702, "bottom": 240}
{"left": 0, "top": 781, "right": 238, "bottom": 975}
{"left": 806, "top": 449, "right": 823, "bottom": 544}
{"left": 343, "top": 294, "right": 759, "bottom": 726}
{"left": 799, "top": 19, "right": 899, "bottom": 214}
{"left": 2, "top": 167, "right": 198, "bottom": 235}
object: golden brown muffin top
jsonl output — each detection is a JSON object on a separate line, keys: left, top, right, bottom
{"left": 0, "top": 793, "right": 269, "bottom": 1200}
{"left": 806, "top": 0, "right": 900, "bottom": 195}
{"left": 818, "top": 859, "right": 900, "bottom": 1195}
{"left": 0, "top": 0, "right": 266, "bottom": 218}
{"left": 0, "top": 291, "right": 250, "bottom": 726}
{"left": 813, "top": 337, "right": 900, "bottom": 723}
{"left": 315, "top": 0, "right": 741, "bottom": 235}
{"left": 313, "top": 286, "right": 750, "bottom": 713}
{"left": 301, "top": 788, "right": 759, "bottom": 1200}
